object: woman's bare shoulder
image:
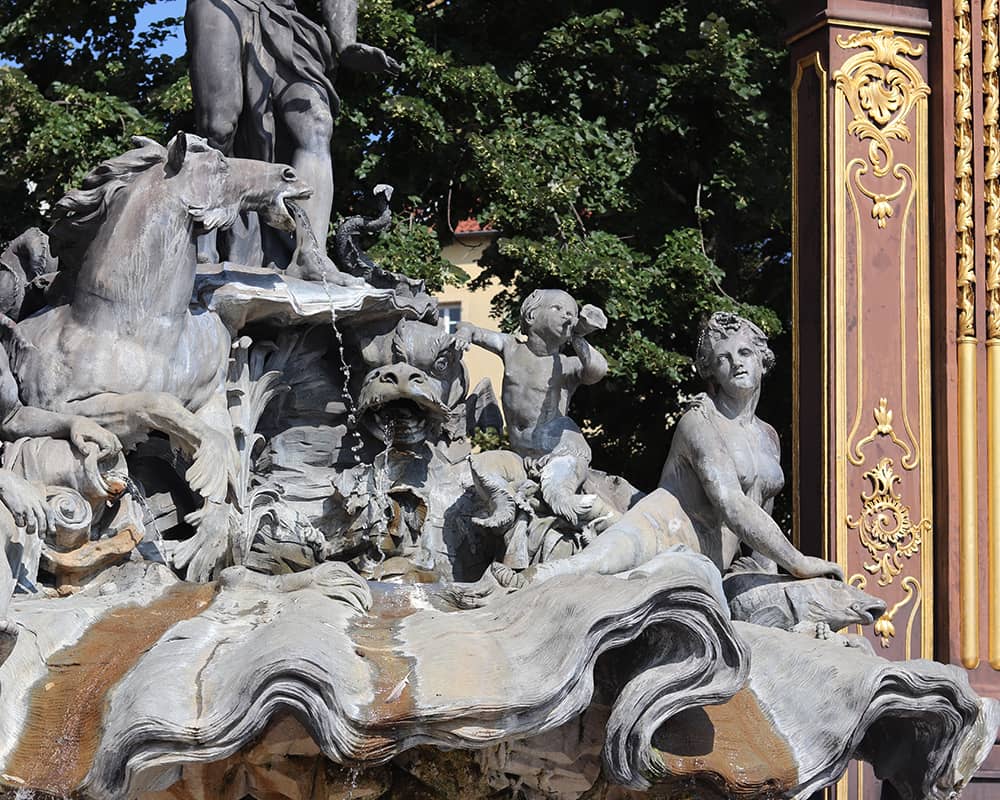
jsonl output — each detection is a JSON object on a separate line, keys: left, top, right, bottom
{"left": 673, "top": 394, "right": 716, "bottom": 439}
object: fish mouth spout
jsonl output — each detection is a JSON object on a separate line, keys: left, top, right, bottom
{"left": 364, "top": 399, "right": 435, "bottom": 445}
{"left": 853, "top": 599, "right": 888, "bottom": 625}
{"left": 357, "top": 364, "right": 450, "bottom": 446}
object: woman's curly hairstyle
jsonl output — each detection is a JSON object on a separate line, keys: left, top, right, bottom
{"left": 694, "top": 312, "right": 775, "bottom": 383}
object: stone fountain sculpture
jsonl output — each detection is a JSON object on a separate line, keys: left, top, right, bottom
{"left": 0, "top": 28, "right": 993, "bottom": 800}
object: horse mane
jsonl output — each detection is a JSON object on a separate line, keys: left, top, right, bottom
{"left": 48, "top": 139, "right": 168, "bottom": 271}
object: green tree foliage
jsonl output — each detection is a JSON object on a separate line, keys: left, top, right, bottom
{"left": 0, "top": 0, "right": 792, "bottom": 488}
{"left": 0, "top": 0, "right": 189, "bottom": 238}
{"left": 335, "top": 1, "right": 792, "bottom": 485}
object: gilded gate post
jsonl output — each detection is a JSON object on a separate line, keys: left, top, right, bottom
{"left": 782, "top": 2, "right": 940, "bottom": 797}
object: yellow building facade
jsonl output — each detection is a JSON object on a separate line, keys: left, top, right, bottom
{"left": 437, "top": 235, "right": 505, "bottom": 409}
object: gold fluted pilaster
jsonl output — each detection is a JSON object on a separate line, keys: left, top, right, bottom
{"left": 956, "top": 0, "right": 980, "bottom": 670}
{"left": 986, "top": 0, "right": 1000, "bottom": 671}
{"left": 960, "top": 340, "right": 980, "bottom": 668}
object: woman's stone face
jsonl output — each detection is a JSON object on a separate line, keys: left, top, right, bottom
{"left": 710, "top": 329, "right": 763, "bottom": 397}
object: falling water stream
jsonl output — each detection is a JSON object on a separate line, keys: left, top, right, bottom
{"left": 120, "top": 476, "right": 162, "bottom": 540}
{"left": 287, "top": 200, "right": 367, "bottom": 464}
{"left": 120, "top": 476, "right": 167, "bottom": 564}
{"left": 319, "top": 271, "right": 367, "bottom": 464}
{"left": 292, "top": 203, "right": 403, "bottom": 570}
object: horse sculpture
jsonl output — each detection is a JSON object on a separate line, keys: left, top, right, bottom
{"left": 6, "top": 134, "right": 313, "bottom": 573}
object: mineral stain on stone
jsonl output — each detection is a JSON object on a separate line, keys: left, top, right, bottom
{"left": 652, "top": 687, "right": 798, "bottom": 798}
{"left": 350, "top": 583, "right": 421, "bottom": 744}
{"left": 4, "top": 582, "right": 217, "bottom": 795}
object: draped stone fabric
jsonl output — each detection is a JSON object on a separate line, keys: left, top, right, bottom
{"left": 224, "top": 0, "right": 340, "bottom": 161}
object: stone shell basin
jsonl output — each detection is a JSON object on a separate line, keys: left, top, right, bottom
{"left": 0, "top": 554, "right": 992, "bottom": 800}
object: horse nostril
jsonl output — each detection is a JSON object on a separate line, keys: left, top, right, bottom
{"left": 282, "top": 167, "right": 297, "bottom": 182}
{"left": 379, "top": 371, "right": 399, "bottom": 384}
{"left": 409, "top": 373, "right": 425, "bottom": 383}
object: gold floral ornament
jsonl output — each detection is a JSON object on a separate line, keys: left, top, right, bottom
{"left": 985, "top": 0, "right": 1000, "bottom": 338}
{"left": 956, "top": 0, "right": 976, "bottom": 337}
{"left": 849, "top": 398, "right": 915, "bottom": 467}
{"left": 873, "top": 397, "right": 892, "bottom": 434}
{"left": 873, "top": 614, "right": 895, "bottom": 644}
{"left": 870, "top": 194, "right": 894, "bottom": 227}
{"left": 848, "top": 573, "right": 921, "bottom": 652}
{"left": 874, "top": 577, "right": 922, "bottom": 649}
{"left": 847, "top": 457, "right": 929, "bottom": 586}
{"left": 834, "top": 30, "right": 930, "bottom": 228}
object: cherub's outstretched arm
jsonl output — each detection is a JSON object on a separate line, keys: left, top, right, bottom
{"left": 454, "top": 322, "right": 509, "bottom": 357}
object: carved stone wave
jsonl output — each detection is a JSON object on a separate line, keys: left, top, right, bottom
{"left": 75, "top": 551, "right": 743, "bottom": 799}
{"left": 0, "top": 555, "right": 994, "bottom": 799}
{"left": 734, "top": 622, "right": 998, "bottom": 800}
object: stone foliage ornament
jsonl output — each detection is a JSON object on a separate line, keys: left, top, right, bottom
{"left": 0, "top": 36, "right": 991, "bottom": 800}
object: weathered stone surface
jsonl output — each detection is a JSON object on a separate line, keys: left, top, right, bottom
{"left": 0, "top": 50, "right": 989, "bottom": 800}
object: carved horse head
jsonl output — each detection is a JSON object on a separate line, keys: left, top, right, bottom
{"left": 47, "top": 133, "right": 313, "bottom": 319}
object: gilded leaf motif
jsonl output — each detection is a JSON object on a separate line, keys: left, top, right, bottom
{"left": 834, "top": 30, "right": 929, "bottom": 227}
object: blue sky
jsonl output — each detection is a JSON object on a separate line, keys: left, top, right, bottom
{"left": 136, "top": 0, "right": 186, "bottom": 59}
{"left": 0, "top": 0, "right": 186, "bottom": 67}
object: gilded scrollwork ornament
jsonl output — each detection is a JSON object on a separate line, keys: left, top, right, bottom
{"left": 853, "top": 574, "right": 922, "bottom": 652}
{"left": 849, "top": 397, "right": 916, "bottom": 468}
{"left": 847, "top": 457, "right": 929, "bottom": 587}
{"left": 986, "top": 0, "right": 1000, "bottom": 338}
{"left": 833, "top": 30, "right": 930, "bottom": 230}
{"left": 956, "top": 0, "right": 976, "bottom": 336}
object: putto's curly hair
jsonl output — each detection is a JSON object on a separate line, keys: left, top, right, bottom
{"left": 519, "top": 288, "right": 577, "bottom": 335}
{"left": 695, "top": 312, "right": 775, "bottom": 383}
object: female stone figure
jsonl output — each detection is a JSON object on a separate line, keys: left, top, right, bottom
{"left": 656, "top": 312, "right": 841, "bottom": 577}
{"left": 495, "top": 312, "right": 842, "bottom": 586}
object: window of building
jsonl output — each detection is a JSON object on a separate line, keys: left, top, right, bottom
{"left": 439, "top": 302, "right": 461, "bottom": 334}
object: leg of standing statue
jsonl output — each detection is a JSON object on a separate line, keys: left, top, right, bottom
{"left": 186, "top": 0, "right": 245, "bottom": 155}
{"left": 186, "top": 0, "right": 247, "bottom": 262}
{"left": 275, "top": 80, "right": 336, "bottom": 246}
{"left": 274, "top": 78, "right": 364, "bottom": 283}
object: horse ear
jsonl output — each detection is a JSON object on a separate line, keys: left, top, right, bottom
{"left": 165, "top": 133, "right": 188, "bottom": 176}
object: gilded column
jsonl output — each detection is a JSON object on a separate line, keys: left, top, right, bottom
{"left": 956, "top": 0, "right": 980, "bottom": 670}
{"left": 985, "top": 0, "right": 1000, "bottom": 671}
{"left": 785, "top": 5, "right": 942, "bottom": 793}
{"left": 828, "top": 26, "right": 935, "bottom": 798}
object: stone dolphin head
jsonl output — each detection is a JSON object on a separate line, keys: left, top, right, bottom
{"left": 356, "top": 363, "right": 451, "bottom": 446}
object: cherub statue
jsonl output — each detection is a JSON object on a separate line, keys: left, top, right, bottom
{"left": 488, "top": 312, "right": 844, "bottom": 590}
{"left": 455, "top": 289, "right": 609, "bottom": 526}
